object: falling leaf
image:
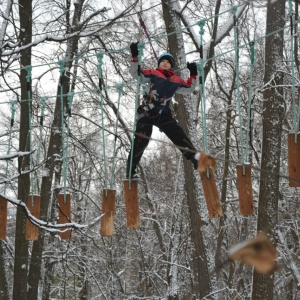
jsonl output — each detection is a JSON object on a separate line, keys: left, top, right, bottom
{"left": 197, "top": 151, "right": 217, "bottom": 173}
{"left": 228, "top": 232, "right": 277, "bottom": 274}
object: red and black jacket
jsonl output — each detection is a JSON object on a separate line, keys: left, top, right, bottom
{"left": 130, "top": 60, "right": 197, "bottom": 108}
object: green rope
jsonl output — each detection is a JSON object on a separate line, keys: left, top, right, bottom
{"left": 58, "top": 60, "right": 67, "bottom": 203}
{"left": 96, "top": 53, "right": 108, "bottom": 195}
{"left": 36, "top": 96, "right": 47, "bottom": 194}
{"left": 4, "top": 0, "right": 300, "bottom": 79}
{"left": 4, "top": 100, "right": 17, "bottom": 194}
{"left": 233, "top": 6, "right": 245, "bottom": 164}
{"left": 24, "top": 66, "right": 35, "bottom": 203}
{"left": 197, "top": 20, "right": 208, "bottom": 153}
{"left": 289, "top": 0, "right": 298, "bottom": 141}
{"left": 128, "top": 42, "right": 144, "bottom": 185}
{"left": 111, "top": 83, "right": 124, "bottom": 188}
{"left": 5, "top": 2, "right": 250, "bottom": 73}
{"left": 66, "top": 92, "right": 73, "bottom": 195}
{"left": 245, "top": 41, "right": 255, "bottom": 163}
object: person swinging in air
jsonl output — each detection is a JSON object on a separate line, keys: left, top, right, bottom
{"left": 126, "top": 42, "right": 214, "bottom": 179}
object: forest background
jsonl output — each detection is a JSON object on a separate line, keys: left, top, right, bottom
{"left": 0, "top": 0, "right": 299, "bottom": 299}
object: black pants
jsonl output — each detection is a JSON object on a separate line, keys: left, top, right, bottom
{"left": 127, "top": 110, "right": 197, "bottom": 176}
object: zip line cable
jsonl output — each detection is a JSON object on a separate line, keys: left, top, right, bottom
{"left": 138, "top": 12, "right": 158, "bottom": 62}
{"left": 0, "top": 0, "right": 264, "bottom": 73}
{"left": 2, "top": 17, "right": 299, "bottom": 105}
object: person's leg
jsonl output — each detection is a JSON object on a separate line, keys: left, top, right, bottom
{"left": 126, "top": 118, "right": 153, "bottom": 178}
{"left": 158, "top": 114, "right": 198, "bottom": 169}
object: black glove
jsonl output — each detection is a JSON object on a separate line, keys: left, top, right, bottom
{"left": 187, "top": 62, "right": 197, "bottom": 76}
{"left": 130, "top": 42, "right": 139, "bottom": 57}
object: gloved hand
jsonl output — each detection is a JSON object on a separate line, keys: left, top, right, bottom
{"left": 187, "top": 62, "right": 198, "bottom": 76}
{"left": 130, "top": 42, "right": 139, "bottom": 57}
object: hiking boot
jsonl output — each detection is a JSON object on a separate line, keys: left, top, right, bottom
{"left": 126, "top": 165, "right": 139, "bottom": 179}
{"left": 190, "top": 156, "right": 198, "bottom": 170}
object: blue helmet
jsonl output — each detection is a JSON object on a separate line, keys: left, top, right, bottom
{"left": 158, "top": 53, "right": 175, "bottom": 68}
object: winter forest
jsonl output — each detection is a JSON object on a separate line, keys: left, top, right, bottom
{"left": 0, "top": 0, "right": 300, "bottom": 299}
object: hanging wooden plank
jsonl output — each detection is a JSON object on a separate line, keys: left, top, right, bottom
{"left": 200, "top": 168, "right": 223, "bottom": 218}
{"left": 25, "top": 195, "right": 41, "bottom": 240}
{"left": 123, "top": 180, "right": 140, "bottom": 228}
{"left": 57, "top": 193, "right": 71, "bottom": 239}
{"left": 288, "top": 133, "right": 300, "bottom": 187}
{"left": 236, "top": 164, "right": 254, "bottom": 216}
{"left": 0, "top": 196, "right": 7, "bottom": 240}
{"left": 100, "top": 189, "right": 116, "bottom": 236}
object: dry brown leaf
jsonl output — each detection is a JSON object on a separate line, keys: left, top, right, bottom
{"left": 228, "top": 232, "right": 277, "bottom": 274}
{"left": 197, "top": 151, "right": 217, "bottom": 173}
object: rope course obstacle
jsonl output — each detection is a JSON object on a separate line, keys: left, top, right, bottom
{"left": 287, "top": 0, "right": 300, "bottom": 187}
{"left": 0, "top": 100, "right": 16, "bottom": 239}
{"left": 197, "top": 20, "right": 223, "bottom": 219}
{"left": 1, "top": 1, "right": 300, "bottom": 239}
{"left": 23, "top": 66, "right": 41, "bottom": 240}
{"left": 233, "top": 7, "right": 254, "bottom": 216}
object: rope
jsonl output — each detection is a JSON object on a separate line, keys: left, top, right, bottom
{"left": 197, "top": 20, "right": 208, "bottom": 153}
{"left": 138, "top": 12, "right": 158, "bottom": 61}
{"left": 58, "top": 60, "right": 68, "bottom": 203}
{"left": 36, "top": 96, "right": 47, "bottom": 194}
{"left": 24, "top": 66, "right": 35, "bottom": 204}
{"left": 128, "top": 42, "right": 144, "bottom": 185}
{"left": 111, "top": 83, "right": 124, "bottom": 188}
{"left": 4, "top": 100, "right": 17, "bottom": 194}
{"left": 66, "top": 91, "right": 74, "bottom": 194}
{"left": 245, "top": 41, "right": 255, "bottom": 163}
{"left": 233, "top": 6, "right": 245, "bottom": 165}
{"left": 289, "top": 0, "right": 298, "bottom": 141}
{"left": 96, "top": 53, "right": 108, "bottom": 195}
{"left": 4, "top": 0, "right": 300, "bottom": 76}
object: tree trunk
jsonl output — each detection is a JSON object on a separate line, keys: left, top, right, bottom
{"left": 27, "top": 2, "right": 84, "bottom": 299}
{"left": 0, "top": 242, "right": 9, "bottom": 300}
{"left": 251, "top": 0, "right": 285, "bottom": 299}
{"left": 214, "top": 90, "right": 232, "bottom": 275}
{"left": 161, "top": 1, "right": 212, "bottom": 298}
{"left": 13, "top": 1, "right": 32, "bottom": 299}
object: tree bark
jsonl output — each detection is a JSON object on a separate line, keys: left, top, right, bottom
{"left": 161, "top": 1, "right": 212, "bottom": 298}
{"left": 0, "top": 241, "right": 9, "bottom": 300}
{"left": 13, "top": 1, "right": 32, "bottom": 299}
{"left": 251, "top": 0, "right": 285, "bottom": 299}
{"left": 27, "top": 2, "right": 84, "bottom": 299}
